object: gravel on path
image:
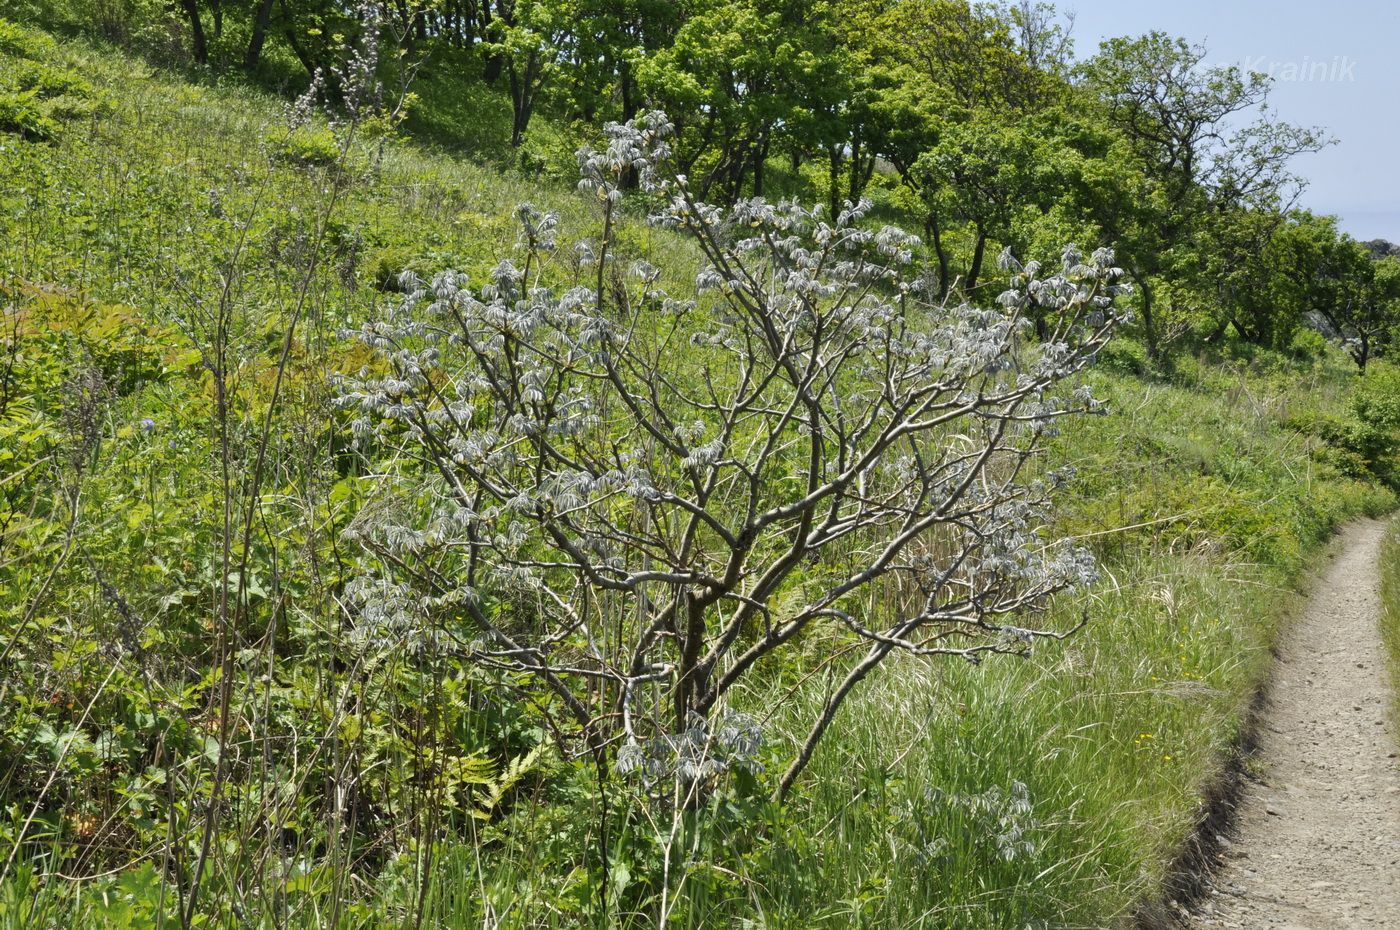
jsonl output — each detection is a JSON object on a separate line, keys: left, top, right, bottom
{"left": 1189, "top": 519, "right": 1400, "bottom": 930}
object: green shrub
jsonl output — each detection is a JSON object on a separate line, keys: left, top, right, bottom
{"left": 1288, "top": 326, "right": 1330, "bottom": 360}
{"left": 0, "top": 89, "right": 57, "bottom": 139}
{"left": 0, "top": 17, "right": 55, "bottom": 59}
{"left": 1350, "top": 365, "right": 1400, "bottom": 485}
{"left": 370, "top": 244, "right": 417, "bottom": 291}
{"left": 0, "top": 40, "right": 106, "bottom": 138}
{"left": 10, "top": 60, "right": 93, "bottom": 99}
{"left": 1352, "top": 365, "right": 1400, "bottom": 428}
{"left": 1283, "top": 364, "right": 1400, "bottom": 489}
{"left": 1096, "top": 337, "right": 1150, "bottom": 376}
{"left": 266, "top": 126, "right": 341, "bottom": 168}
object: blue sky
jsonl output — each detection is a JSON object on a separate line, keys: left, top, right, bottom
{"left": 1066, "top": 0, "right": 1400, "bottom": 242}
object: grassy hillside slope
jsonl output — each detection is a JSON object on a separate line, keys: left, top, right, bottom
{"left": 1, "top": 22, "right": 1396, "bottom": 930}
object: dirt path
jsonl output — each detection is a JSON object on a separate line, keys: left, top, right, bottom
{"left": 1189, "top": 519, "right": 1400, "bottom": 929}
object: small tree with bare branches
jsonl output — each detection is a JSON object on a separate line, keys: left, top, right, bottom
{"left": 337, "top": 113, "right": 1128, "bottom": 800}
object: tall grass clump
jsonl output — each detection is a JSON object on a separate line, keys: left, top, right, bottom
{"left": 1381, "top": 517, "right": 1400, "bottom": 727}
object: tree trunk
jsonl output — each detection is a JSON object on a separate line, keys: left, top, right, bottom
{"left": 967, "top": 226, "right": 988, "bottom": 295}
{"left": 674, "top": 594, "right": 707, "bottom": 733}
{"left": 826, "top": 145, "right": 843, "bottom": 219}
{"left": 1203, "top": 316, "right": 1230, "bottom": 343}
{"left": 924, "top": 214, "right": 950, "bottom": 300}
{"left": 1130, "top": 269, "right": 1160, "bottom": 361}
{"left": 279, "top": 0, "right": 321, "bottom": 79}
{"left": 844, "top": 138, "right": 861, "bottom": 207}
{"left": 481, "top": 1, "right": 504, "bottom": 83}
{"left": 620, "top": 58, "right": 637, "bottom": 122}
{"left": 851, "top": 149, "right": 875, "bottom": 204}
{"left": 179, "top": 0, "right": 209, "bottom": 65}
{"left": 483, "top": 53, "right": 505, "bottom": 84}
{"left": 752, "top": 134, "right": 770, "bottom": 197}
{"left": 509, "top": 82, "right": 527, "bottom": 146}
{"left": 244, "top": 0, "right": 276, "bottom": 70}
{"left": 507, "top": 55, "right": 537, "bottom": 147}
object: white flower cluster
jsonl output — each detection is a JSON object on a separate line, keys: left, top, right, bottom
{"left": 914, "top": 781, "right": 1042, "bottom": 865}
{"left": 961, "top": 493, "right": 1099, "bottom": 599}
{"left": 342, "top": 573, "right": 427, "bottom": 652}
{"left": 576, "top": 110, "right": 673, "bottom": 202}
{"left": 335, "top": 0, "right": 385, "bottom": 120}
{"left": 998, "top": 244, "right": 1133, "bottom": 318}
{"left": 615, "top": 711, "right": 763, "bottom": 785}
{"left": 515, "top": 203, "right": 560, "bottom": 252}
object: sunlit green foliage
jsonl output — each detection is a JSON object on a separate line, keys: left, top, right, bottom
{"left": 12, "top": 0, "right": 1400, "bottom": 364}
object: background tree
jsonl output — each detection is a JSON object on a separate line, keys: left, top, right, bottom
{"left": 481, "top": 0, "right": 569, "bottom": 146}
{"left": 913, "top": 113, "right": 1070, "bottom": 295}
{"left": 1319, "top": 245, "right": 1400, "bottom": 370}
{"left": 546, "top": 0, "right": 676, "bottom": 124}
{"left": 1075, "top": 33, "right": 1327, "bottom": 358}
{"left": 637, "top": 0, "right": 844, "bottom": 199}
{"left": 1000, "top": 0, "right": 1074, "bottom": 85}
{"left": 838, "top": 0, "right": 1071, "bottom": 297}
{"left": 1077, "top": 33, "right": 1327, "bottom": 359}
{"left": 1203, "top": 206, "right": 1304, "bottom": 348}
{"left": 9, "top": 0, "right": 1358, "bottom": 364}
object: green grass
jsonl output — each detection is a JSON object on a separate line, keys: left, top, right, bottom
{"left": 1381, "top": 520, "right": 1400, "bottom": 730}
{"left": 1, "top": 18, "right": 1397, "bottom": 930}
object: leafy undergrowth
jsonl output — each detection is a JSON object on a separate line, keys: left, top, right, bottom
{"left": 0, "top": 18, "right": 107, "bottom": 140}
{"left": 1, "top": 21, "right": 1397, "bottom": 930}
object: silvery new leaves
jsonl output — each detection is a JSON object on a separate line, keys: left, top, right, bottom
{"left": 337, "top": 112, "right": 1128, "bottom": 800}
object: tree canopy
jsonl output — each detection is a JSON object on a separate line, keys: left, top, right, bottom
{"left": 20, "top": 0, "right": 1400, "bottom": 363}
